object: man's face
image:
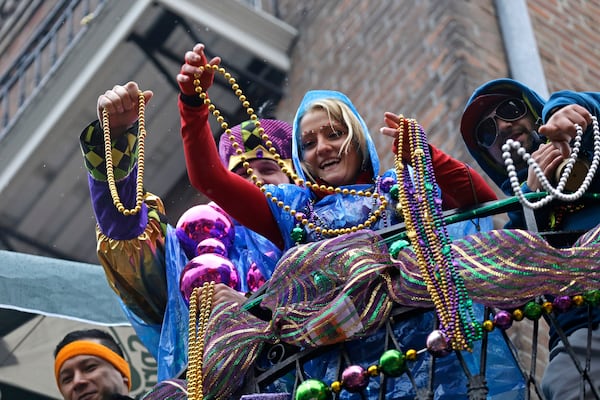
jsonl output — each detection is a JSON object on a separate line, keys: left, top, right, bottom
{"left": 475, "top": 98, "right": 538, "bottom": 170}
{"left": 233, "top": 158, "right": 290, "bottom": 185}
{"left": 57, "top": 341, "right": 129, "bottom": 400}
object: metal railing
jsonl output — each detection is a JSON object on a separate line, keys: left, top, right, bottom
{"left": 0, "top": 0, "right": 107, "bottom": 141}
{"left": 239, "top": 194, "right": 600, "bottom": 399}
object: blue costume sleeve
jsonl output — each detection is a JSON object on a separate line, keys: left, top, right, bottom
{"left": 543, "top": 90, "right": 600, "bottom": 121}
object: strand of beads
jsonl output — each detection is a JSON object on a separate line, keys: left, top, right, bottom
{"left": 187, "top": 282, "right": 215, "bottom": 400}
{"left": 295, "top": 290, "right": 600, "bottom": 400}
{"left": 394, "top": 116, "right": 480, "bottom": 351}
{"left": 295, "top": 347, "right": 420, "bottom": 400}
{"left": 193, "top": 64, "right": 388, "bottom": 242}
{"left": 103, "top": 90, "right": 146, "bottom": 215}
{"left": 296, "top": 178, "right": 389, "bottom": 242}
{"left": 503, "top": 116, "right": 600, "bottom": 209}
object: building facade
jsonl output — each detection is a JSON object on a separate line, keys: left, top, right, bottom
{"left": 1, "top": 0, "right": 599, "bottom": 398}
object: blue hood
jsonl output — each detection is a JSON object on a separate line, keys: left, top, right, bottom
{"left": 291, "top": 90, "right": 381, "bottom": 183}
{"left": 460, "top": 78, "right": 547, "bottom": 188}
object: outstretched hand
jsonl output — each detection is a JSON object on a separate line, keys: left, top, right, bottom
{"left": 526, "top": 142, "right": 564, "bottom": 191}
{"left": 381, "top": 111, "right": 412, "bottom": 163}
{"left": 176, "top": 43, "right": 221, "bottom": 97}
{"left": 538, "top": 104, "right": 592, "bottom": 158}
{"left": 96, "top": 81, "right": 153, "bottom": 137}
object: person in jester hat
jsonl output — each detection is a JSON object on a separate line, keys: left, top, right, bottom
{"left": 177, "top": 43, "right": 525, "bottom": 399}
{"left": 79, "top": 79, "right": 294, "bottom": 382}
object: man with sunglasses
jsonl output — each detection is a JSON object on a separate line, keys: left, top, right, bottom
{"left": 461, "top": 79, "right": 546, "bottom": 207}
{"left": 461, "top": 78, "right": 600, "bottom": 400}
{"left": 461, "top": 78, "right": 600, "bottom": 229}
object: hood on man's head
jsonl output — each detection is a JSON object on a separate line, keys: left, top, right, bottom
{"left": 459, "top": 78, "right": 547, "bottom": 188}
{"left": 219, "top": 119, "right": 293, "bottom": 171}
{"left": 461, "top": 79, "right": 546, "bottom": 150}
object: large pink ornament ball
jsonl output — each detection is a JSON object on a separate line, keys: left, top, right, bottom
{"left": 176, "top": 202, "right": 234, "bottom": 259}
{"left": 180, "top": 253, "right": 240, "bottom": 303}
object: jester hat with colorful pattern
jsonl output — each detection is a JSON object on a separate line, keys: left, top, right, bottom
{"left": 218, "top": 119, "right": 293, "bottom": 173}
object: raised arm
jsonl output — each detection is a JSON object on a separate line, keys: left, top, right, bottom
{"left": 177, "top": 43, "right": 284, "bottom": 249}
{"left": 540, "top": 91, "right": 598, "bottom": 157}
{"left": 382, "top": 111, "right": 497, "bottom": 209}
{"left": 80, "top": 81, "right": 167, "bottom": 325}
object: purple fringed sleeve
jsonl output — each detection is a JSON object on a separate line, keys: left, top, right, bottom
{"left": 87, "top": 167, "right": 148, "bottom": 240}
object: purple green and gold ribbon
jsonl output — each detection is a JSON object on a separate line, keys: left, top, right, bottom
{"left": 198, "top": 226, "right": 600, "bottom": 399}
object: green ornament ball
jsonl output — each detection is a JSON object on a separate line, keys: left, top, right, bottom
{"left": 389, "top": 184, "right": 400, "bottom": 200}
{"left": 523, "top": 301, "right": 543, "bottom": 320}
{"left": 295, "top": 379, "right": 332, "bottom": 400}
{"left": 379, "top": 349, "right": 407, "bottom": 377}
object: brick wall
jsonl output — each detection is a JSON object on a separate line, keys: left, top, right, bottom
{"left": 529, "top": 0, "right": 600, "bottom": 93}
{"left": 274, "top": 0, "right": 507, "bottom": 172}
{"left": 273, "top": 0, "right": 600, "bottom": 176}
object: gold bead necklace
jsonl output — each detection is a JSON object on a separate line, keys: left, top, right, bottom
{"left": 194, "top": 65, "right": 387, "bottom": 238}
{"left": 187, "top": 282, "right": 215, "bottom": 400}
{"left": 102, "top": 90, "right": 146, "bottom": 216}
{"left": 394, "top": 116, "right": 473, "bottom": 350}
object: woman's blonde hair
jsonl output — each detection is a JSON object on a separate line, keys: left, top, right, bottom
{"left": 300, "top": 98, "right": 370, "bottom": 183}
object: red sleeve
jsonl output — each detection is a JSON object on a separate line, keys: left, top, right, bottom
{"left": 428, "top": 144, "right": 498, "bottom": 209}
{"left": 178, "top": 96, "right": 284, "bottom": 249}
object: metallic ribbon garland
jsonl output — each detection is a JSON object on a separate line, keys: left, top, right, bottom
{"left": 197, "top": 225, "right": 600, "bottom": 399}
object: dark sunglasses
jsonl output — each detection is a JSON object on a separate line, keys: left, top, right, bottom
{"left": 475, "top": 98, "right": 528, "bottom": 148}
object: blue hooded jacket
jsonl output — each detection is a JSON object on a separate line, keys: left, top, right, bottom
{"left": 461, "top": 79, "right": 600, "bottom": 349}
{"left": 269, "top": 90, "right": 491, "bottom": 248}
{"left": 462, "top": 78, "right": 600, "bottom": 232}
{"left": 265, "top": 90, "right": 401, "bottom": 250}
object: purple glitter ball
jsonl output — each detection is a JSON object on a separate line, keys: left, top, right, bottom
{"left": 493, "top": 310, "right": 513, "bottom": 330}
{"left": 341, "top": 365, "right": 368, "bottom": 393}
{"left": 553, "top": 296, "right": 572, "bottom": 313}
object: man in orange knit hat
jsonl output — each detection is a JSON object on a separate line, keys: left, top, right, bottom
{"left": 54, "top": 329, "right": 133, "bottom": 400}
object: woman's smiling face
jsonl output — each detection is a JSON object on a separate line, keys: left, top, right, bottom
{"left": 299, "top": 109, "right": 362, "bottom": 187}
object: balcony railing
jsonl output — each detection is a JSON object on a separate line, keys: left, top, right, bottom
{"left": 0, "top": 0, "right": 107, "bottom": 141}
